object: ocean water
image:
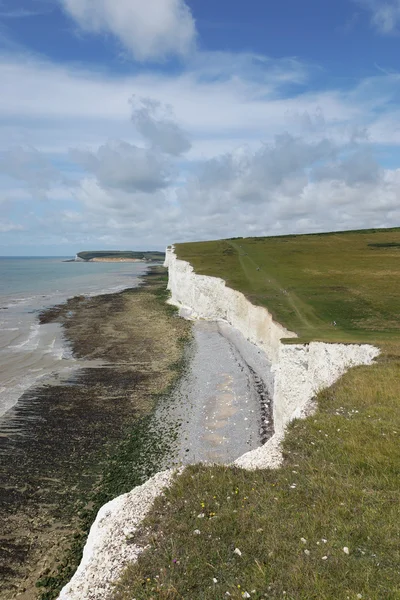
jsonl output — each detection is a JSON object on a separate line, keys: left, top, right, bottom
{"left": 0, "top": 257, "right": 148, "bottom": 417}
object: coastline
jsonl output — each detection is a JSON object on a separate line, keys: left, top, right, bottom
{"left": 86, "top": 258, "right": 147, "bottom": 263}
{"left": 0, "top": 258, "right": 149, "bottom": 419}
{"left": 0, "top": 267, "right": 191, "bottom": 600}
{"left": 58, "top": 249, "right": 380, "bottom": 599}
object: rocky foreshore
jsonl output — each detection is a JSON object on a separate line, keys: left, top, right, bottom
{"left": 0, "top": 267, "right": 191, "bottom": 600}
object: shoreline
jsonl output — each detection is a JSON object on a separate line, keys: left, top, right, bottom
{"left": 0, "top": 260, "right": 148, "bottom": 419}
{"left": 0, "top": 267, "right": 191, "bottom": 600}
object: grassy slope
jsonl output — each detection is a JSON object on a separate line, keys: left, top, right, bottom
{"left": 174, "top": 228, "right": 400, "bottom": 344}
{"left": 112, "top": 230, "right": 400, "bottom": 600}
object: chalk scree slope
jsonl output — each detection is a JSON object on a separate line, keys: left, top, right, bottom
{"left": 58, "top": 246, "right": 379, "bottom": 599}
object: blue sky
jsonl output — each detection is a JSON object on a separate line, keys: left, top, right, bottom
{"left": 1, "top": 0, "right": 400, "bottom": 255}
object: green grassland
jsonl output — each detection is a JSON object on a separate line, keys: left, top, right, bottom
{"left": 174, "top": 228, "right": 400, "bottom": 344}
{"left": 112, "top": 228, "right": 400, "bottom": 600}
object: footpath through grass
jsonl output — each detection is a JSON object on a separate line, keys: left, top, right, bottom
{"left": 175, "top": 228, "right": 400, "bottom": 344}
{"left": 112, "top": 229, "right": 400, "bottom": 600}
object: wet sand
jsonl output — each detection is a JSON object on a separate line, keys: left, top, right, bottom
{"left": 0, "top": 268, "right": 191, "bottom": 600}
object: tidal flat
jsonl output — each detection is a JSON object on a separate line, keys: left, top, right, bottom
{"left": 0, "top": 267, "right": 191, "bottom": 600}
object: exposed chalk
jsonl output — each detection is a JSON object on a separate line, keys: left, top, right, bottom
{"left": 58, "top": 469, "right": 178, "bottom": 600}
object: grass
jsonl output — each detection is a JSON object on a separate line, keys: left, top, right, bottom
{"left": 174, "top": 228, "right": 400, "bottom": 344}
{"left": 110, "top": 229, "right": 400, "bottom": 599}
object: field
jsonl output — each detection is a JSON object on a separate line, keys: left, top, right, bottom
{"left": 174, "top": 228, "right": 400, "bottom": 344}
{"left": 112, "top": 229, "right": 400, "bottom": 600}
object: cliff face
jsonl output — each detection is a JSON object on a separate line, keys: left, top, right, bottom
{"left": 164, "top": 246, "right": 379, "bottom": 468}
{"left": 59, "top": 248, "right": 380, "bottom": 598}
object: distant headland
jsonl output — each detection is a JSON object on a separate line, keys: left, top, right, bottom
{"left": 66, "top": 251, "right": 165, "bottom": 263}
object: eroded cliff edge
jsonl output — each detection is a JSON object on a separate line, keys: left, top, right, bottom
{"left": 164, "top": 246, "right": 380, "bottom": 468}
{"left": 59, "top": 248, "right": 380, "bottom": 599}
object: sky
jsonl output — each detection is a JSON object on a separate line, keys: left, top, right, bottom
{"left": 1, "top": 1, "right": 400, "bottom": 255}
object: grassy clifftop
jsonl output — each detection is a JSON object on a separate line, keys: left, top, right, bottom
{"left": 175, "top": 228, "right": 400, "bottom": 344}
{"left": 111, "top": 229, "right": 400, "bottom": 600}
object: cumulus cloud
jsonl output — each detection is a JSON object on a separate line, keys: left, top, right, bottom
{"left": 69, "top": 98, "right": 191, "bottom": 195}
{"left": 131, "top": 97, "right": 191, "bottom": 155}
{"left": 0, "top": 146, "right": 61, "bottom": 192}
{"left": 313, "top": 147, "right": 382, "bottom": 185}
{"left": 1, "top": 52, "right": 400, "bottom": 251}
{"left": 356, "top": 0, "right": 400, "bottom": 34}
{"left": 60, "top": 0, "right": 196, "bottom": 61}
{"left": 70, "top": 141, "right": 170, "bottom": 193}
{"left": 189, "top": 134, "right": 337, "bottom": 205}
{"left": 67, "top": 164, "right": 400, "bottom": 250}
{"left": 64, "top": 121, "right": 394, "bottom": 250}
{"left": 74, "top": 177, "right": 166, "bottom": 216}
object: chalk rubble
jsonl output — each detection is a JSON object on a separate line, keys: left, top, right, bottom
{"left": 58, "top": 469, "right": 177, "bottom": 600}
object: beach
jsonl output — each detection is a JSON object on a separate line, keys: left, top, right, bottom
{"left": 0, "top": 267, "right": 191, "bottom": 599}
{"left": 0, "top": 262, "right": 275, "bottom": 599}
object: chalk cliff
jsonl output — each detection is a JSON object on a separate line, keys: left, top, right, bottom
{"left": 164, "top": 245, "right": 379, "bottom": 468}
{"left": 59, "top": 246, "right": 379, "bottom": 598}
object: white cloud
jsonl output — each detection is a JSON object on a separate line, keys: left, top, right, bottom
{"left": 0, "top": 145, "right": 61, "bottom": 192}
{"left": 59, "top": 124, "right": 397, "bottom": 250}
{"left": 70, "top": 140, "right": 170, "bottom": 192}
{"left": 63, "top": 165, "right": 400, "bottom": 250}
{"left": 130, "top": 97, "right": 191, "bottom": 155}
{"left": 1, "top": 51, "right": 400, "bottom": 250}
{"left": 0, "top": 53, "right": 365, "bottom": 156}
{"left": 60, "top": 0, "right": 196, "bottom": 61}
{"left": 357, "top": 0, "right": 400, "bottom": 34}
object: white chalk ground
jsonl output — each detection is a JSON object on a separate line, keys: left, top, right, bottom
{"left": 58, "top": 248, "right": 380, "bottom": 599}
{"left": 58, "top": 469, "right": 177, "bottom": 600}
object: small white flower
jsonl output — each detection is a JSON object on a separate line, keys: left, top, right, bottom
{"left": 197, "top": 513, "right": 205, "bottom": 518}
{"left": 193, "top": 529, "right": 201, "bottom": 535}
{"left": 304, "top": 549, "right": 310, "bottom": 556}
{"left": 357, "top": 595, "right": 362, "bottom": 599}
{"left": 343, "top": 547, "right": 349, "bottom": 555}
{"left": 242, "top": 592, "right": 251, "bottom": 599}
{"left": 234, "top": 548, "right": 242, "bottom": 556}
{"left": 290, "top": 484, "right": 297, "bottom": 489}
{"left": 300, "top": 537, "right": 307, "bottom": 544}
{"left": 322, "top": 556, "right": 328, "bottom": 560}
{"left": 213, "top": 578, "right": 218, "bottom": 584}
{"left": 225, "top": 593, "right": 231, "bottom": 597}
{"left": 322, "top": 538, "right": 327, "bottom": 543}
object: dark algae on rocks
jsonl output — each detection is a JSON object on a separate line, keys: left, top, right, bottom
{"left": 0, "top": 267, "right": 191, "bottom": 600}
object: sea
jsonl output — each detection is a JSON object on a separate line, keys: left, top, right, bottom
{"left": 0, "top": 257, "right": 148, "bottom": 418}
